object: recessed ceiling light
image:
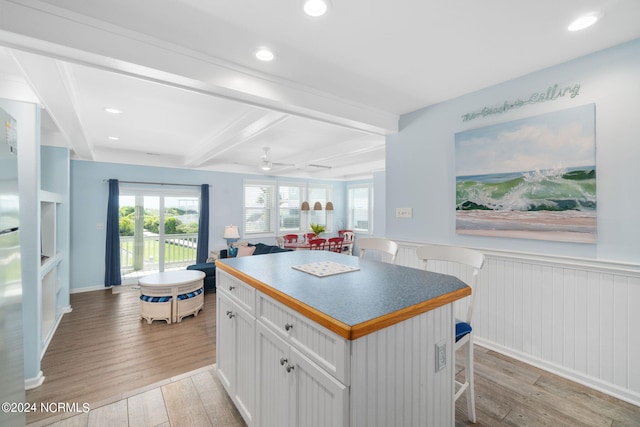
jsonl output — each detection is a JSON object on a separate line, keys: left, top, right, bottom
{"left": 303, "top": 0, "right": 329, "bottom": 17}
{"left": 108, "top": 136, "right": 119, "bottom": 141}
{"left": 568, "top": 12, "right": 600, "bottom": 31}
{"left": 255, "top": 48, "right": 275, "bottom": 62}
{"left": 104, "top": 107, "right": 122, "bottom": 114}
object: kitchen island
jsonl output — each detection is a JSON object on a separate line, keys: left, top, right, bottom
{"left": 216, "top": 250, "right": 470, "bottom": 427}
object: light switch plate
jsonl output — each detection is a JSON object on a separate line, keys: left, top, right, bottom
{"left": 395, "top": 207, "right": 413, "bottom": 218}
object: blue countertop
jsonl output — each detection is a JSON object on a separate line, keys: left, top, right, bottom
{"left": 217, "top": 250, "right": 470, "bottom": 339}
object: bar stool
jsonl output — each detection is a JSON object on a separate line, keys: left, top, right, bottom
{"left": 357, "top": 237, "right": 398, "bottom": 264}
{"left": 416, "top": 244, "right": 485, "bottom": 423}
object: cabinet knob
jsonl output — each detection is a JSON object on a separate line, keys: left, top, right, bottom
{"left": 285, "top": 364, "right": 295, "bottom": 373}
{"left": 229, "top": 285, "right": 235, "bottom": 291}
{"left": 284, "top": 323, "right": 293, "bottom": 331}
{"left": 226, "top": 310, "right": 235, "bottom": 319}
{"left": 280, "top": 357, "right": 288, "bottom": 366}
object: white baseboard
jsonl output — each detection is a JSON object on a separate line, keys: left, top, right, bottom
{"left": 70, "top": 285, "right": 108, "bottom": 294}
{"left": 25, "top": 371, "right": 45, "bottom": 390}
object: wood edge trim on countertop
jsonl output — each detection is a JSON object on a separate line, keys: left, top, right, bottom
{"left": 216, "top": 262, "right": 352, "bottom": 339}
{"left": 216, "top": 262, "right": 471, "bottom": 341}
{"left": 349, "top": 287, "right": 471, "bottom": 340}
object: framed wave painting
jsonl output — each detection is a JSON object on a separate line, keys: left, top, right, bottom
{"left": 455, "top": 103, "right": 596, "bottom": 243}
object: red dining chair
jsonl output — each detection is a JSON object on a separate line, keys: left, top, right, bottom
{"left": 308, "top": 238, "right": 326, "bottom": 250}
{"left": 327, "top": 237, "right": 344, "bottom": 253}
{"left": 305, "top": 233, "right": 317, "bottom": 243}
{"left": 283, "top": 234, "right": 298, "bottom": 243}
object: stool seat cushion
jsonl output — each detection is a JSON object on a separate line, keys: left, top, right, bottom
{"left": 140, "top": 295, "right": 172, "bottom": 303}
{"left": 178, "top": 287, "right": 204, "bottom": 300}
{"left": 455, "top": 320, "right": 472, "bottom": 342}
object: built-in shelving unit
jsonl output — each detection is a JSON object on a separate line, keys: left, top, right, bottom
{"left": 37, "top": 146, "right": 70, "bottom": 365}
{"left": 40, "top": 190, "right": 64, "bottom": 348}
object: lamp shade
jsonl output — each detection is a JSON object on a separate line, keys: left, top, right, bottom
{"left": 313, "top": 201, "right": 322, "bottom": 210}
{"left": 223, "top": 225, "right": 240, "bottom": 239}
{"left": 325, "top": 201, "right": 334, "bottom": 211}
{"left": 301, "top": 201, "right": 310, "bottom": 211}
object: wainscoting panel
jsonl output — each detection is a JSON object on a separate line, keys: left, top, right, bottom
{"left": 394, "top": 241, "right": 640, "bottom": 407}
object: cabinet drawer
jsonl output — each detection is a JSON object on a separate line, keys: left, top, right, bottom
{"left": 257, "top": 292, "right": 349, "bottom": 384}
{"left": 218, "top": 271, "right": 255, "bottom": 314}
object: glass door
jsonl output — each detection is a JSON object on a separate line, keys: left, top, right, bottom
{"left": 119, "top": 187, "right": 200, "bottom": 283}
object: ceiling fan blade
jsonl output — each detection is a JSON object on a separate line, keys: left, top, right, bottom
{"left": 307, "top": 164, "right": 332, "bottom": 169}
{"left": 272, "top": 161, "right": 295, "bottom": 167}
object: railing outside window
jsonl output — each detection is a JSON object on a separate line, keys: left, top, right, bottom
{"left": 120, "top": 233, "right": 198, "bottom": 273}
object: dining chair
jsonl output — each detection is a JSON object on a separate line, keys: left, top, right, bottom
{"left": 357, "top": 237, "right": 398, "bottom": 264}
{"left": 283, "top": 234, "right": 298, "bottom": 243}
{"left": 338, "top": 230, "right": 355, "bottom": 255}
{"left": 326, "top": 237, "right": 344, "bottom": 253}
{"left": 308, "top": 238, "right": 326, "bottom": 250}
{"left": 415, "top": 244, "right": 485, "bottom": 423}
{"left": 305, "top": 233, "right": 317, "bottom": 242}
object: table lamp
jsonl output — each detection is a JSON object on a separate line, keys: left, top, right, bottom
{"left": 223, "top": 225, "right": 240, "bottom": 257}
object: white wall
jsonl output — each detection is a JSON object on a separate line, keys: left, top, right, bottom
{"left": 385, "top": 39, "right": 640, "bottom": 405}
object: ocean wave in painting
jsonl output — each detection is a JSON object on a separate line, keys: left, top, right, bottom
{"left": 456, "top": 167, "right": 596, "bottom": 212}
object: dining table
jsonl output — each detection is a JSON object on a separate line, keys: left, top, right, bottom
{"left": 282, "top": 241, "right": 311, "bottom": 250}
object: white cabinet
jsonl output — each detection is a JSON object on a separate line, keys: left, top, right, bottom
{"left": 216, "top": 266, "right": 455, "bottom": 427}
{"left": 216, "top": 272, "right": 256, "bottom": 426}
{"left": 256, "top": 320, "right": 348, "bottom": 427}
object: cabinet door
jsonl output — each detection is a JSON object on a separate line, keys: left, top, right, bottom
{"left": 256, "top": 321, "right": 292, "bottom": 427}
{"left": 290, "top": 347, "right": 348, "bottom": 427}
{"left": 233, "top": 303, "right": 255, "bottom": 425}
{"left": 256, "top": 321, "right": 349, "bottom": 427}
{"left": 216, "top": 292, "right": 235, "bottom": 393}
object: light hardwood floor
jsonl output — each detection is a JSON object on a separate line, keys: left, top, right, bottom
{"left": 26, "top": 287, "right": 640, "bottom": 426}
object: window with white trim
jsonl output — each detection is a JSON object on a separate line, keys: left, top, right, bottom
{"left": 308, "top": 184, "right": 332, "bottom": 232}
{"left": 278, "top": 183, "right": 304, "bottom": 234}
{"left": 348, "top": 184, "right": 371, "bottom": 233}
{"left": 244, "top": 181, "right": 275, "bottom": 236}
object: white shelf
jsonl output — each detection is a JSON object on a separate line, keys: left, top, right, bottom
{"left": 40, "top": 252, "right": 62, "bottom": 278}
{"left": 40, "top": 190, "right": 63, "bottom": 203}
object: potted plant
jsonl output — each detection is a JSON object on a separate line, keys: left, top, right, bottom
{"left": 310, "top": 223, "right": 326, "bottom": 237}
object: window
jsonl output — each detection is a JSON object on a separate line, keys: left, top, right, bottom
{"left": 118, "top": 185, "right": 200, "bottom": 283}
{"left": 348, "top": 184, "right": 372, "bottom": 233}
{"left": 244, "top": 181, "right": 275, "bottom": 236}
{"left": 278, "top": 183, "right": 304, "bottom": 234}
{"left": 308, "top": 184, "right": 332, "bottom": 232}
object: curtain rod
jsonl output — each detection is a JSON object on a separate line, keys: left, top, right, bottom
{"left": 104, "top": 179, "right": 202, "bottom": 187}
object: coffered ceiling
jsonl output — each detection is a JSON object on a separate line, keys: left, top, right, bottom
{"left": 0, "top": 0, "right": 639, "bottom": 180}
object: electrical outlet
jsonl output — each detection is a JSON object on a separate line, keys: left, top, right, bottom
{"left": 435, "top": 341, "right": 446, "bottom": 372}
{"left": 96, "top": 223, "right": 105, "bottom": 230}
{"left": 395, "top": 207, "right": 413, "bottom": 218}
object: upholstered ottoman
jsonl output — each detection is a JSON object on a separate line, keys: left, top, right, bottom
{"left": 139, "top": 295, "right": 172, "bottom": 324}
{"left": 176, "top": 287, "right": 204, "bottom": 323}
{"left": 186, "top": 263, "right": 216, "bottom": 292}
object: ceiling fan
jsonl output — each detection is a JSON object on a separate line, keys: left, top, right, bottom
{"left": 257, "top": 147, "right": 332, "bottom": 172}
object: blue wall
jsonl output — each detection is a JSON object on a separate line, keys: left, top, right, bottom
{"left": 386, "top": 38, "right": 640, "bottom": 263}
{"left": 70, "top": 160, "right": 350, "bottom": 290}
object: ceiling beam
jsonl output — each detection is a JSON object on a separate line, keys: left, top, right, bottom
{"left": 0, "top": 0, "right": 398, "bottom": 135}
{"left": 10, "top": 49, "right": 94, "bottom": 160}
{"left": 183, "top": 110, "right": 290, "bottom": 169}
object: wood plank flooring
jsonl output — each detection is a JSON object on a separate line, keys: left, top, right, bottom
{"left": 25, "top": 287, "right": 640, "bottom": 426}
